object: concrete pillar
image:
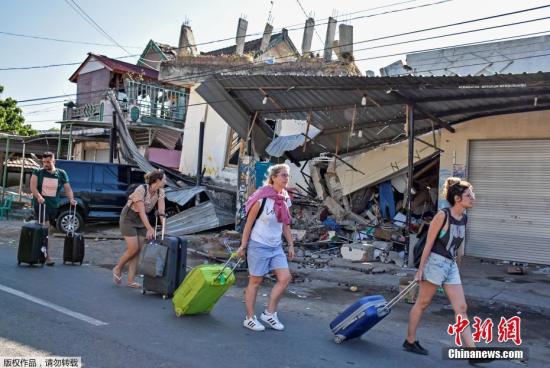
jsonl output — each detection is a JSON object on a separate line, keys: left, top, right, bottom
{"left": 324, "top": 17, "right": 337, "bottom": 61}
{"left": 339, "top": 24, "right": 353, "bottom": 60}
{"left": 177, "top": 24, "right": 197, "bottom": 57}
{"left": 235, "top": 18, "right": 248, "bottom": 56}
{"left": 302, "top": 17, "right": 315, "bottom": 55}
{"left": 259, "top": 23, "right": 273, "bottom": 54}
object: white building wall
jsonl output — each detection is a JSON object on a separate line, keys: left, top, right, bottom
{"left": 180, "top": 86, "right": 236, "bottom": 186}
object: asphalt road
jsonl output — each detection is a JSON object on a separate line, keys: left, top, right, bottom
{"left": 0, "top": 246, "right": 532, "bottom": 368}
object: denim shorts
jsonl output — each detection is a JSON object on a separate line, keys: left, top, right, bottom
{"left": 247, "top": 239, "right": 289, "bottom": 277}
{"left": 423, "top": 252, "right": 461, "bottom": 286}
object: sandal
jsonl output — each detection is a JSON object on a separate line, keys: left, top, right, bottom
{"left": 112, "top": 268, "right": 122, "bottom": 285}
{"left": 127, "top": 282, "right": 141, "bottom": 289}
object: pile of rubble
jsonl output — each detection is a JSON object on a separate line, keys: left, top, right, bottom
{"left": 285, "top": 156, "right": 440, "bottom": 272}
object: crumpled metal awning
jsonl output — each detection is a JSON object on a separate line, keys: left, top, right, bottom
{"left": 197, "top": 72, "right": 550, "bottom": 161}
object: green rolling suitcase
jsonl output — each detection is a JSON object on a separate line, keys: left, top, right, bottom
{"left": 172, "top": 255, "right": 241, "bottom": 316}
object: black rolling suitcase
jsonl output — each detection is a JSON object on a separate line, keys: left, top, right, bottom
{"left": 141, "top": 219, "right": 187, "bottom": 299}
{"left": 63, "top": 204, "right": 85, "bottom": 265}
{"left": 17, "top": 204, "right": 48, "bottom": 266}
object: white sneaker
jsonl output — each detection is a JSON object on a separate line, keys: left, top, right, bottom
{"left": 260, "top": 311, "right": 284, "bottom": 331}
{"left": 243, "top": 315, "right": 265, "bottom": 331}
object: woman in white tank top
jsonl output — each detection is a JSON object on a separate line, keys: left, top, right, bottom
{"left": 237, "top": 164, "right": 295, "bottom": 332}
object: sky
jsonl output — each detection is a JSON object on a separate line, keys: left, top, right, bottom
{"left": 2, "top": 0, "right": 550, "bottom": 130}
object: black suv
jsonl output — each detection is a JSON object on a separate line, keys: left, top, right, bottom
{"left": 54, "top": 160, "right": 164, "bottom": 233}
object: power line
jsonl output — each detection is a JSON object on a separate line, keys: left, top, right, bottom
{"left": 0, "top": 54, "right": 140, "bottom": 71}
{"left": 18, "top": 90, "right": 108, "bottom": 103}
{"left": 160, "top": 7, "right": 550, "bottom": 84}
{"left": 354, "top": 30, "right": 550, "bottom": 62}
{"left": 284, "top": 0, "right": 454, "bottom": 34}
{"left": 64, "top": 0, "right": 130, "bottom": 55}
{"left": 0, "top": 0, "right": 452, "bottom": 72}
{"left": 351, "top": 4, "right": 550, "bottom": 48}
{"left": 16, "top": 21, "right": 550, "bottom": 106}
{"left": 12, "top": 5, "right": 550, "bottom": 103}
{"left": 0, "top": 31, "right": 142, "bottom": 48}
{"left": 295, "top": 0, "right": 324, "bottom": 43}
{"left": 0, "top": 1, "right": 443, "bottom": 72}
{"left": 21, "top": 47, "right": 550, "bottom": 112}
{"left": 1, "top": 0, "right": 459, "bottom": 72}
{"left": 24, "top": 119, "right": 59, "bottom": 123}
{"left": 19, "top": 100, "right": 79, "bottom": 107}
{"left": 7, "top": 0, "right": 452, "bottom": 62}
{"left": 16, "top": 28, "right": 550, "bottom": 107}
{"left": 352, "top": 16, "right": 550, "bottom": 59}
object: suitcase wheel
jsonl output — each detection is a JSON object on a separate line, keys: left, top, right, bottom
{"left": 334, "top": 335, "right": 345, "bottom": 344}
{"left": 79, "top": 261, "right": 83, "bottom": 266}
{"left": 175, "top": 308, "right": 182, "bottom": 317}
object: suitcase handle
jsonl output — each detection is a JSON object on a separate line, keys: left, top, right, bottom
{"left": 214, "top": 253, "right": 243, "bottom": 283}
{"left": 67, "top": 203, "right": 77, "bottom": 236}
{"left": 153, "top": 213, "right": 165, "bottom": 241}
{"left": 38, "top": 203, "right": 46, "bottom": 225}
{"left": 385, "top": 280, "right": 418, "bottom": 310}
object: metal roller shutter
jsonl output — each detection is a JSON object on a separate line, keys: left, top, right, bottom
{"left": 466, "top": 139, "right": 550, "bottom": 265}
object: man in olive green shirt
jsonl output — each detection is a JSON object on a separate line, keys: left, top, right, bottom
{"left": 30, "top": 152, "right": 77, "bottom": 266}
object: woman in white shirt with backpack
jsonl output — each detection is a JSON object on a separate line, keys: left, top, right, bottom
{"left": 237, "top": 164, "right": 295, "bottom": 332}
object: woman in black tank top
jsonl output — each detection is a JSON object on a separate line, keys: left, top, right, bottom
{"left": 403, "top": 178, "right": 490, "bottom": 363}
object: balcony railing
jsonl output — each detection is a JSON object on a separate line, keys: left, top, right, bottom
{"left": 125, "top": 81, "right": 187, "bottom": 128}
{"left": 61, "top": 82, "right": 187, "bottom": 130}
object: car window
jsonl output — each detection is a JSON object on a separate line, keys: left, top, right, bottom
{"left": 130, "top": 168, "right": 145, "bottom": 184}
{"left": 102, "top": 165, "right": 129, "bottom": 189}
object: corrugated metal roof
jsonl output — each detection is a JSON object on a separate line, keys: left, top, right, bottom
{"left": 165, "top": 201, "right": 234, "bottom": 235}
{"left": 197, "top": 72, "right": 550, "bottom": 161}
{"left": 165, "top": 186, "right": 205, "bottom": 206}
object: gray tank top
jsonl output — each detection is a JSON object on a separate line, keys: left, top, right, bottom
{"left": 431, "top": 208, "right": 468, "bottom": 260}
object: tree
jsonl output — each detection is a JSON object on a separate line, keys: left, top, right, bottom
{"left": 0, "top": 85, "right": 36, "bottom": 136}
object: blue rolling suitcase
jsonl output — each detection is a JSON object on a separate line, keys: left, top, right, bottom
{"left": 330, "top": 280, "right": 418, "bottom": 344}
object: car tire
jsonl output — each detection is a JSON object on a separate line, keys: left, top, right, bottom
{"left": 56, "top": 208, "right": 84, "bottom": 234}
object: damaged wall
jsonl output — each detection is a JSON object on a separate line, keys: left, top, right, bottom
{"left": 335, "top": 131, "right": 442, "bottom": 195}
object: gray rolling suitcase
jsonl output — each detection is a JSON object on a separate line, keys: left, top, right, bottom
{"left": 141, "top": 219, "right": 187, "bottom": 299}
